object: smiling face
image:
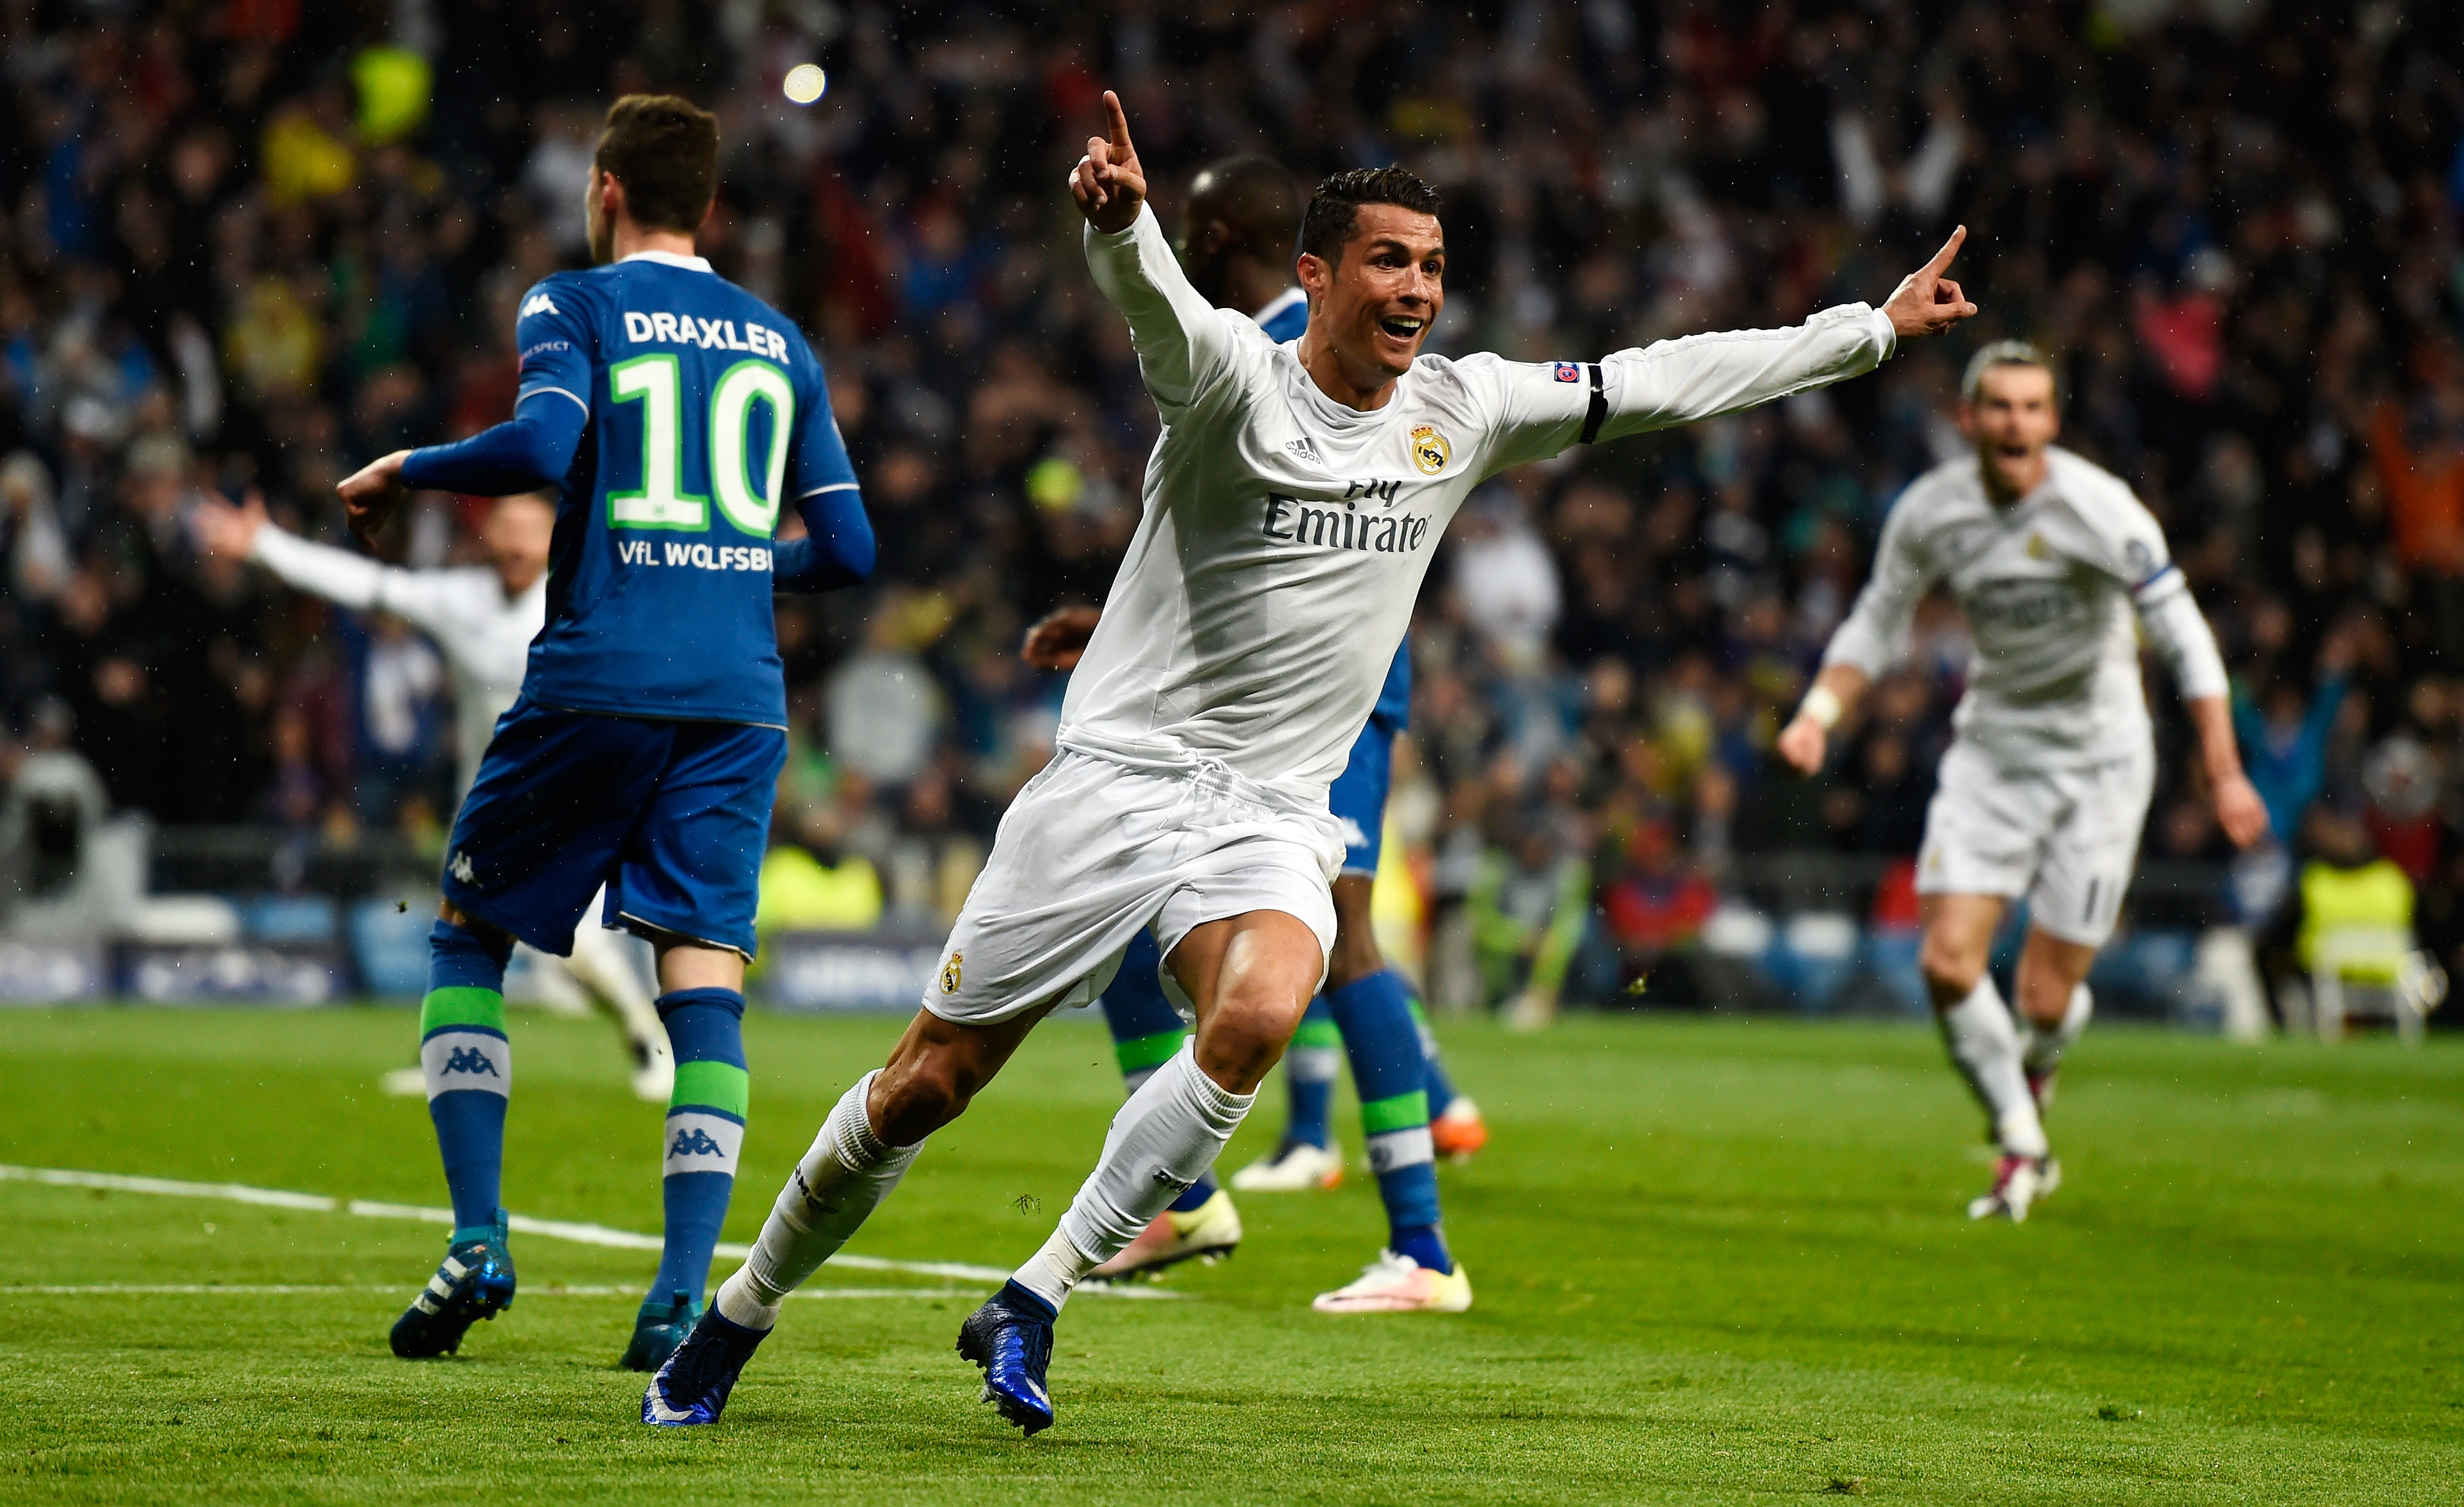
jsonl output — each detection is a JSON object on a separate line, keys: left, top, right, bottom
{"left": 1960, "top": 362, "right": 2060, "bottom": 502}
{"left": 1297, "top": 203, "right": 1445, "bottom": 394}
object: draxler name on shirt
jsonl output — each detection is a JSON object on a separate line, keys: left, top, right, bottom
{"left": 1262, "top": 483, "right": 1433, "bottom": 555}
{"left": 614, "top": 539, "right": 776, "bottom": 572}
{"left": 619, "top": 310, "right": 793, "bottom": 362}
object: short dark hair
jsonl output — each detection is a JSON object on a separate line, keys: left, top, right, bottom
{"left": 594, "top": 94, "right": 719, "bottom": 235}
{"left": 1299, "top": 167, "right": 1443, "bottom": 266}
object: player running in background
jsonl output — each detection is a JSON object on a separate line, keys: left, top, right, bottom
{"left": 193, "top": 490, "right": 677, "bottom": 1102}
{"left": 643, "top": 91, "right": 1970, "bottom": 1435}
{"left": 333, "top": 95, "right": 874, "bottom": 1370}
{"left": 1778, "top": 343, "right": 2267, "bottom": 1221}
{"left": 1020, "top": 153, "right": 1486, "bottom": 1306}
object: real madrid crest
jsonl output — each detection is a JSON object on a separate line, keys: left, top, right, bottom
{"left": 940, "top": 953, "right": 963, "bottom": 994}
{"left": 1410, "top": 424, "right": 1450, "bottom": 475}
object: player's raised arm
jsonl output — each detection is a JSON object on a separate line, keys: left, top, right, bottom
{"left": 1073, "top": 90, "right": 1243, "bottom": 410}
{"left": 1480, "top": 230, "right": 1978, "bottom": 476}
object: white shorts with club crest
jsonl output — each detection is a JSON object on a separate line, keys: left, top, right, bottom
{"left": 925, "top": 750, "right": 1342, "bottom": 1025}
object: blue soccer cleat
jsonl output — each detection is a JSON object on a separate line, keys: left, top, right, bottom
{"left": 640, "top": 1307, "right": 769, "bottom": 1426}
{"left": 389, "top": 1211, "right": 515, "bottom": 1358}
{"left": 956, "top": 1281, "right": 1058, "bottom": 1436}
{"left": 621, "top": 1287, "right": 703, "bottom": 1373}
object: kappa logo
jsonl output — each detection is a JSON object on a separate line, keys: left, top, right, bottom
{"left": 669, "top": 1126, "right": 728, "bottom": 1158}
{"left": 940, "top": 952, "right": 963, "bottom": 994}
{"left": 1554, "top": 361, "right": 1581, "bottom": 382}
{"left": 1409, "top": 424, "right": 1450, "bottom": 475}
{"left": 449, "top": 850, "right": 476, "bottom": 885}
{"left": 442, "top": 1045, "right": 500, "bottom": 1077}
{"left": 519, "top": 291, "right": 559, "bottom": 319}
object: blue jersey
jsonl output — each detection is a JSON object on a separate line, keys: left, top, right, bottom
{"left": 502, "top": 254, "right": 858, "bottom": 728}
{"left": 1255, "top": 287, "right": 1308, "bottom": 343}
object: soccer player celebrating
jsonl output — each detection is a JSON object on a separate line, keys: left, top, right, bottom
{"left": 333, "top": 96, "right": 874, "bottom": 1370}
{"left": 1777, "top": 342, "right": 2267, "bottom": 1221}
{"left": 193, "top": 489, "right": 678, "bottom": 1103}
{"left": 1022, "top": 153, "right": 1486, "bottom": 1310}
{"left": 646, "top": 91, "right": 1969, "bottom": 1435}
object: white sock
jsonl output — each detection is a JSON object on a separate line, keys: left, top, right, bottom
{"left": 1939, "top": 977, "right": 2047, "bottom": 1158}
{"left": 2022, "top": 983, "right": 2093, "bottom": 1077}
{"left": 713, "top": 1071, "right": 921, "bottom": 1330}
{"left": 1013, "top": 1041, "right": 1252, "bottom": 1312}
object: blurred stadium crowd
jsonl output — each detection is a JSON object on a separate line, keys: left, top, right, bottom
{"left": 2, "top": 1, "right": 2462, "bottom": 1022}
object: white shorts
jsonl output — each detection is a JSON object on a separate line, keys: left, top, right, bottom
{"left": 924, "top": 751, "right": 1343, "bottom": 1026}
{"left": 1915, "top": 739, "right": 2154, "bottom": 949}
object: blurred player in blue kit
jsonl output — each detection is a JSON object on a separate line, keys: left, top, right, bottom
{"left": 333, "top": 96, "right": 874, "bottom": 1371}
{"left": 1018, "top": 155, "right": 1487, "bottom": 1307}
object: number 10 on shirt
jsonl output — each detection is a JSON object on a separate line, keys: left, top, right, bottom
{"left": 608, "top": 353, "right": 795, "bottom": 537}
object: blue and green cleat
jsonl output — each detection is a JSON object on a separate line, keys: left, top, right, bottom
{"left": 621, "top": 1288, "right": 701, "bottom": 1373}
{"left": 641, "top": 1307, "right": 769, "bottom": 1426}
{"left": 956, "top": 1281, "right": 1057, "bottom": 1435}
{"left": 389, "top": 1211, "right": 515, "bottom": 1358}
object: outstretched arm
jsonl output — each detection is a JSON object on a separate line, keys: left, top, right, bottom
{"left": 1483, "top": 230, "right": 1978, "bottom": 474}
{"left": 1073, "top": 91, "right": 1242, "bottom": 410}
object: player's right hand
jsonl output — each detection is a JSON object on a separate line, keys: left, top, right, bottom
{"left": 1070, "top": 90, "right": 1147, "bottom": 235}
{"left": 1881, "top": 226, "right": 1979, "bottom": 340}
{"left": 192, "top": 488, "right": 269, "bottom": 558}
{"left": 1022, "top": 606, "right": 1101, "bottom": 671}
{"left": 1775, "top": 715, "right": 1827, "bottom": 776}
{"left": 337, "top": 449, "right": 413, "bottom": 547}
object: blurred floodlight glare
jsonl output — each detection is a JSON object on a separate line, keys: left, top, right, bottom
{"left": 783, "top": 64, "right": 827, "bottom": 105}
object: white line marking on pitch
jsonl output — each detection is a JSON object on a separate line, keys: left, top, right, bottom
{"left": 0, "top": 1164, "right": 1184, "bottom": 1300}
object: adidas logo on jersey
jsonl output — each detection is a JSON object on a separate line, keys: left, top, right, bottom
{"left": 1285, "top": 436, "right": 1323, "bottom": 465}
{"left": 520, "top": 291, "right": 559, "bottom": 318}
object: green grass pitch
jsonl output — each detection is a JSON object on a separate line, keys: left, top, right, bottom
{"left": 0, "top": 1007, "right": 2457, "bottom": 1504}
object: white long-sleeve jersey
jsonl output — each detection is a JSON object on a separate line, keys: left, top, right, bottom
{"left": 1822, "top": 446, "right": 2228, "bottom": 771}
{"left": 248, "top": 526, "right": 544, "bottom": 795}
{"left": 1064, "top": 205, "right": 1897, "bottom": 811}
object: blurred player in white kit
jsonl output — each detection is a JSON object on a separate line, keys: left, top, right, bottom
{"left": 1779, "top": 342, "right": 2269, "bottom": 1220}
{"left": 194, "top": 490, "right": 673, "bottom": 1100}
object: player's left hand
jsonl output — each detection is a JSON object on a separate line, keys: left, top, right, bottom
{"left": 337, "top": 450, "right": 414, "bottom": 546}
{"left": 1881, "top": 226, "right": 1979, "bottom": 340}
{"left": 1070, "top": 90, "right": 1147, "bottom": 235}
{"left": 2213, "top": 770, "right": 2270, "bottom": 849}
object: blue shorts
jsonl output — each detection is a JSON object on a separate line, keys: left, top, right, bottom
{"left": 1328, "top": 715, "right": 1397, "bottom": 878}
{"left": 441, "top": 697, "right": 787, "bottom": 959}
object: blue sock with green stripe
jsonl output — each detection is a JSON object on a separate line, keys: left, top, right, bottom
{"left": 1098, "top": 931, "right": 1218, "bottom": 1214}
{"left": 1283, "top": 997, "right": 1341, "bottom": 1151}
{"left": 1409, "top": 997, "right": 1459, "bottom": 1120}
{"left": 651, "top": 988, "right": 747, "bottom": 1308}
{"left": 420, "top": 921, "right": 514, "bottom": 1230}
{"left": 1327, "top": 968, "right": 1450, "bottom": 1275}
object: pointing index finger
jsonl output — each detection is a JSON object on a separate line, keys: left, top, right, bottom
{"left": 1923, "top": 224, "right": 1967, "bottom": 276}
{"left": 1102, "top": 89, "right": 1133, "bottom": 156}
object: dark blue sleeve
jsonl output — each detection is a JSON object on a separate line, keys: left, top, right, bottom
{"left": 400, "top": 394, "right": 587, "bottom": 494}
{"left": 772, "top": 484, "right": 874, "bottom": 592}
{"left": 401, "top": 278, "right": 593, "bottom": 495}
{"left": 771, "top": 339, "right": 871, "bottom": 591}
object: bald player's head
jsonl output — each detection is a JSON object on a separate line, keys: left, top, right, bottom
{"left": 1176, "top": 155, "right": 1302, "bottom": 310}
